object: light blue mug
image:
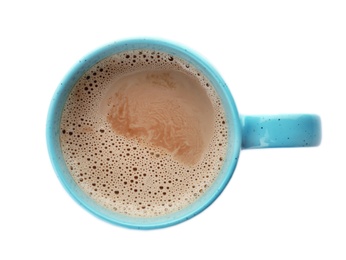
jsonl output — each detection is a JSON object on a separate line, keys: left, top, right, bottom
{"left": 46, "top": 39, "right": 321, "bottom": 229}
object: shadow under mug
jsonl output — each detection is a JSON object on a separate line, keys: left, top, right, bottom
{"left": 46, "top": 39, "right": 321, "bottom": 229}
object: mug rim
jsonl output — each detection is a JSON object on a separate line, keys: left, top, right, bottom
{"left": 46, "top": 38, "right": 242, "bottom": 229}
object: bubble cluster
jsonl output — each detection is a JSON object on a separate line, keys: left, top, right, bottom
{"left": 60, "top": 49, "right": 230, "bottom": 217}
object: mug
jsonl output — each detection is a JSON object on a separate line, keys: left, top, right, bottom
{"left": 46, "top": 38, "right": 321, "bottom": 229}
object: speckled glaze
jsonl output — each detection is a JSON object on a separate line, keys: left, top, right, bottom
{"left": 47, "top": 38, "right": 321, "bottom": 229}
{"left": 242, "top": 114, "right": 321, "bottom": 149}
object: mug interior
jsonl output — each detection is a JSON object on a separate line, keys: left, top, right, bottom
{"left": 46, "top": 39, "right": 242, "bottom": 229}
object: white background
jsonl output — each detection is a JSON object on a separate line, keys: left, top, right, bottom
{"left": 1, "top": 0, "right": 345, "bottom": 259}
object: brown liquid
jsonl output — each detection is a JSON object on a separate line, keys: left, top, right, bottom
{"left": 60, "top": 49, "right": 228, "bottom": 217}
{"left": 102, "top": 70, "right": 214, "bottom": 166}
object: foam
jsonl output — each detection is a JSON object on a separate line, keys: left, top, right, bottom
{"left": 60, "top": 49, "right": 229, "bottom": 217}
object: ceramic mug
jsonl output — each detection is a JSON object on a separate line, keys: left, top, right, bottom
{"left": 46, "top": 39, "right": 321, "bottom": 229}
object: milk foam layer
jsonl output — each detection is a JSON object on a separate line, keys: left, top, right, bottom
{"left": 60, "top": 49, "right": 229, "bottom": 217}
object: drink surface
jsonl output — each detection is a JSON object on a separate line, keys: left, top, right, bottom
{"left": 60, "top": 49, "right": 229, "bottom": 217}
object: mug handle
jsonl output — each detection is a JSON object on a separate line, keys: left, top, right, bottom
{"left": 241, "top": 114, "right": 321, "bottom": 149}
